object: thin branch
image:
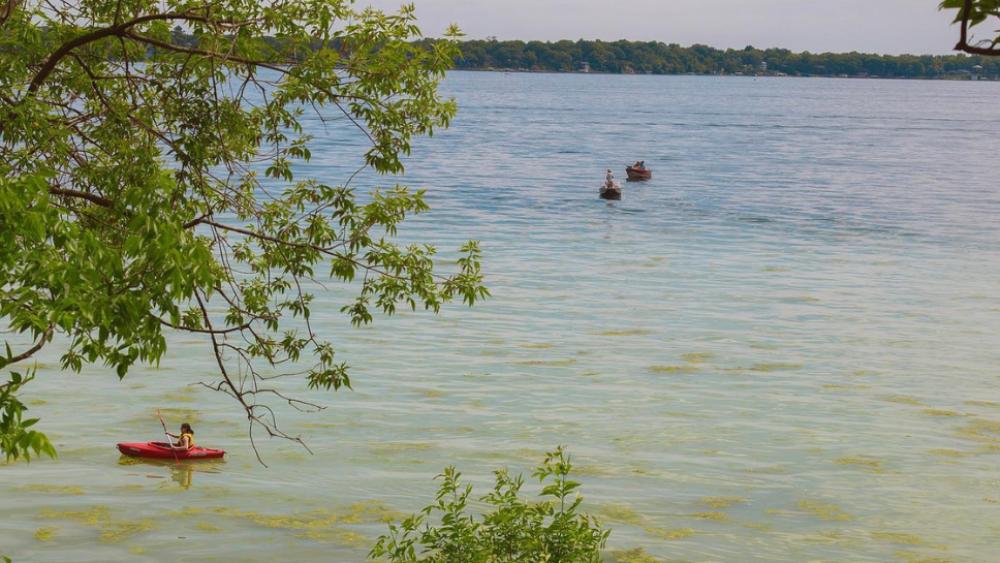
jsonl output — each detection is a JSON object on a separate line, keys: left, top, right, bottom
{"left": 124, "top": 31, "right": 289, "bottom": 74}
{"left": 48, "top": 186, "right": 114, "bottom": 208}
{"left": 29, "top": 11, "right": 210, "bottom": 94}
{"left": 5, "top": 325, "right": 55, "bottom": 365}
{"left": 155, "top": 315, "right": 251, "bottom": 335}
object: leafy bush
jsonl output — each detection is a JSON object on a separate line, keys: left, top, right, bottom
{"left": 371, "top": 447, "right": 610, "bottom": 563}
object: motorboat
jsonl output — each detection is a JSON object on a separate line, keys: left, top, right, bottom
{"left": 626, "top": 165, "right": 652, "bottom": 181}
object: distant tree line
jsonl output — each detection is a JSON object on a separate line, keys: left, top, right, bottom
{"left": 164, "top": 27, "right": 1000, "bottom": 79}
{"left": 421, "top": 38, "right": 999, "bottom": 79}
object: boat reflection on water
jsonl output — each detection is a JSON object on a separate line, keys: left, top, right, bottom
{"left": 118, "top": 456, "right": 225, "bottom": 489}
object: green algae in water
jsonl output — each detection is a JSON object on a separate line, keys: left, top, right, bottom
{"left": 421, "top": 390, "right": 447, "bottom": 397}
{"left": 117, "top": 484, "right": 145, "bottom": 491}
{"left": 294, "top": 529, "right": 367, "bottom": 546}
{"left": 164, "top": 507, "right": 205, "bottom": 517}
{"left": 649, "top": 365, "right": 699, "bottom": 374}
{"left": 699, "top": 496, "right": 745, "bottom": 508}
{"left": 834, "top": 457, "right": 886, "bottom": 473}
{"left": 596, "top": 330, "right": 655, "bottom": 336}
{"left": 194, "top": 522, "right": 222, "bottom": 533}
{"left": 749, "top": 363, "right": 803, "bottom": 372}
{"left": 744, "top": 522, "right": 774, "bottom": 533}
{"left": 964, "top": 400, "right": 1000, "bottom": 408}
{"left": 598, "top": 504, "right": 642, "bottom": 524}
{"left": 894, "top": 551, "right": 957, "bottom": 563}
{"left": 34, "top": 527, "right": 59, "bottom": 541}
{"left": 38, "top": 506, "right": 156, "bottom": 544}
{"left": 217, "top": 500, "right": 403, "bottom": 531}
{"left": 871, "top": 532, "right": 947, "bottom": 550}
{"left": 514, "top": 359, "right": 577, "bottom": 367}
{"left": 956, "top": 418, "right": 1000, "bottom": 442}
{"left": 99, "top": 520, "right": 156, "bottom": 543}
{"left": 14, "top": 484, "right": 85, "bottom": 495}
{"left": 925, "top": 449, "right": 968, "bottom": 458}
{"left": 607, "top": 548, "right": 661, "bottom": 563}
{"left": 573, "top": 464, "right": 615, "bottom": 477}
{"left": 880, "top": 396, "right": 927, "bottom": 406}
{"left": 519, "top": 343, "right": 554, "bottom": 349}
{"left": 742, "top": 465, "right": 787, "bottom": 474}
{"left": 160, "top": 392, "right": 197, "bottom": 403}
{"left": 340, "top": 500, "right": 405, "bottom": 524}
{"left": 39, "top": 506, "right": 111, "bottom": 526}
{"left": 923, "top": 409, "right": 968, "bottom": 417}
{"left": 372, "top": 442, "right": 437, "bottom": 454}
{"left": 822, "top": 384, "right": 871, "bottom": 390}
{"left": 691, "top": 511, "right": 733, "bottom": 522}
{"left": 129, "top": 547, "right": 146, "bottom": 555}
{"left": 645, "top": 526, "right": 693, "bottom": 540}
{"left": 680, "top": 352, "right": 716, "bottom": 363}
{"left": 797, "top": 500, "right": 853, "bottom": 521}
{"left": 215, "top": 507, "right": 339, "bottom": 530}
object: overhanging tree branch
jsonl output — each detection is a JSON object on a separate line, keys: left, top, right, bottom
{"left": 4, "top": 324, "right": 55, "bottom": 366}
{"left": 951, "top": 0, "right": 1000, "bottom": 56}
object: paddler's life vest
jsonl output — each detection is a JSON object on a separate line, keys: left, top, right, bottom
{"left": 181, "top": 433, "right": 194, "bottom": 448}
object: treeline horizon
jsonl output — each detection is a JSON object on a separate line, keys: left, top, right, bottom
{"left": 165, "top": 28, "right": 999, "bottom": 79}
{"left": 429, "top": 38, "right": 998, "bottom": 78}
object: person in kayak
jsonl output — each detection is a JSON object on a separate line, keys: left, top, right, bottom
{"left": 606, "top": 169, "right": 616, "bottom": 188}
{"left": 166, "top": 423, "right": 195, "bottom": 451}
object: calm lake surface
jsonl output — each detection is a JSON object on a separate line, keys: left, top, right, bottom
{"left": 3, "top": 73, "right": 1000, "bottom": 563}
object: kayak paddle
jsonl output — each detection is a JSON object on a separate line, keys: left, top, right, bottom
{"left": 157, "top": 409, "right": 181, "bottom": 466}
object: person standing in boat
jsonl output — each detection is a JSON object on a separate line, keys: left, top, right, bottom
{"left": 166, "top": 422, "right": 195, "bottom": 451}
{"left": 606, "top": 168, "right": 616, "bottom": 188}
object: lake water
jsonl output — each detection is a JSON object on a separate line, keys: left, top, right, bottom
{"left": 3, "top": 73, "right": 1000, "bottom": 563}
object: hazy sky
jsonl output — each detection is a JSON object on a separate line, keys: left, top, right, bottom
{"left": 363, "top": 1, "right": 962, "bottom": 55}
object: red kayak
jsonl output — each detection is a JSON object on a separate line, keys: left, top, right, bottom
{"left": 117, "top": 441, "right": 225, "bottom": 460}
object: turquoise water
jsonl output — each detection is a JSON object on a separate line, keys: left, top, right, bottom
{"left": 3, "top": 74, "right": 1000, "bottom": 562}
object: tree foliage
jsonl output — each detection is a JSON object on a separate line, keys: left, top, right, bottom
{"left": 371, "top": 447, "right": 611, "bottom": 563}
{"left": 0, "top": 0, "right": 487, "bottom": 463}
{"left": 0, "top": 365, "right": 56, "bottom": 463}
{"left": 941, "top": 0, "right": 1000, "bottom": 56}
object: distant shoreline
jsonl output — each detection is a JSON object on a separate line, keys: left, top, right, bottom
{"left": 418, "top": 38, "right": 999, "bottom": 82}
{"left": 447, "top": 67, "right": 995, "bottom": 82}
{"left": 166, "top": 29, "right": 1000, "bottom": 82}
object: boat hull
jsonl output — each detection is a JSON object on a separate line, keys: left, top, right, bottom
{"left": 599, "top": 186, "right": 622, "bottom": 200}
{"left": 626, "top": 167, "right": 652, "bottom": 181}
{"left": 117, "top": 441, "right": 226, "bottom": 460}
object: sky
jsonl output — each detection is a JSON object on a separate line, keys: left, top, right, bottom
{"left": 362, "top": 0, "right": 964, "bottom": 56}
